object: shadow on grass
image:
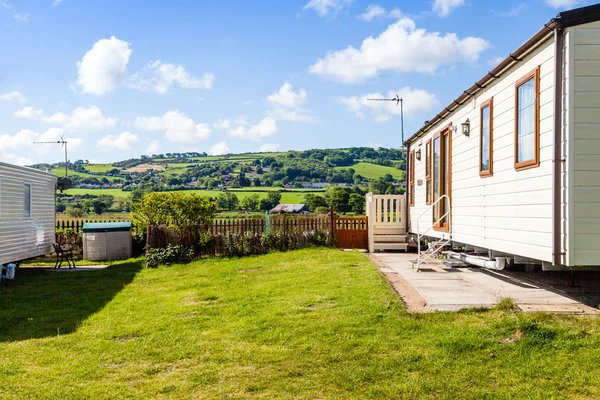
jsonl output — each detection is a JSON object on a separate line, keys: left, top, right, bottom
{"left": 0, "top": 259, "right": 144, "bottom": 342}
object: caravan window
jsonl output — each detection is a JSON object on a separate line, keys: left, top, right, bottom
{"left": 480, "top": 98, "right": 493, "bottom": 177}
{"left": 515, "top": 66, "right": 540, "bottom": 171}
{"left": 24, "top": 183, "right": 32, "bottom": 218}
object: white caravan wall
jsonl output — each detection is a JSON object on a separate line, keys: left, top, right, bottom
{"left": 409, "top": 37, "right": 556, "bottom": 263}
{"left": 571, "top": 20, "right": 600, "bottom": 266}
{"left": 0, "top": 163, "right": 56, "bottom": 265}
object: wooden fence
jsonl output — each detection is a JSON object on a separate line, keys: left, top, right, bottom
{"left": 147, "top": 215, "right": 332, "bottom": 250}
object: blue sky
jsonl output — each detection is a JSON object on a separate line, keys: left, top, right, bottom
{"left": 0, "top": 0, "right": 589, "bottom": 164}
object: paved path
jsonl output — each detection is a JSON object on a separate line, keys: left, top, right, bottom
{"left": 372, "top": 253, "right": 598, "bottom": 314}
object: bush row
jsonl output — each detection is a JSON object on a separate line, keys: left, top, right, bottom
{"left": 146, "top": 229, "right": 330, "bottom": 267}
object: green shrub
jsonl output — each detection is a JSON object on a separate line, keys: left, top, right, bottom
{"left": 146, "top": 245, "right": 195, "bottom": 268}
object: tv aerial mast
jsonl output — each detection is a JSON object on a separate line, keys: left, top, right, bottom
{"left": 366, "top": 94, "right": 404, "bottom": 146}
{"left": 33, "top": 137, "right": 69, "bottom": 177}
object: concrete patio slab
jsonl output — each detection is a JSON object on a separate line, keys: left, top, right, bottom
{"left": 371, "top": 252, "right": 598, "bottom": 314}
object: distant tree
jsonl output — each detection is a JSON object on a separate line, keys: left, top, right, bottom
{"left": 305, "top": 194, "right": 328, "bottom": 212}
{"left": 240, "top": 193, "right": 260, "bottom": 211}
{"left": 349, "top": 193, "right": 365, "bottom": 214}
{"left": 65, "top": 207, "right": 86, "bottom": 218}
{"left": 259, "top": 198, "right": 272, "bottom": 211}
{"left": 56, "top": 202, "right": 66, "bottom": 213}
{"left": 266, "top": 191, "right": 282, "bottom": 207}
{"left": 217, "top": 192, "right": 239, "bottom": 210}
{"left": 262, "top": 156, "right": 276, "bottom": 167}
{"left": 327, "top": 188, "right": 350, "bottom": 212}
{"left": 253, "top": 178, "right": 262, "bottom": 187}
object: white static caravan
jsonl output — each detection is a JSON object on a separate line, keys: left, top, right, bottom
{"left": 0, "top": 162, "right": 57, "bottom": 266}
{"left": 404, "top": 4, "right": 600, "bottom": 270}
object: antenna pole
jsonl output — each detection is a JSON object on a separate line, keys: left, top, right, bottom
{"left": 366, "top": 95, "right": 404, "bottom": 149}
{"left": 33, "top": 138, "right": 69, "bottom": 177}
{"left": 64, "top": 141, "right": 68, "bottom": 178}
{"left": 400, "top": 98, "right": 404, "bottom": 147}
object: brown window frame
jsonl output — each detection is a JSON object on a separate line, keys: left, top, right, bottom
{"left": 409, "top": 150, "right": 415, "bottom": 206}
{"left": 425, "top": 139, "right": 432, "bottom": 205}
{"left": 514, "top": 66, "right": 540, "bottom": 171}
{"left": 480, "top": 98, "right": 494, "bottom": 177}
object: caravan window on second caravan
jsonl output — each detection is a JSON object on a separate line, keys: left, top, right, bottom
{"left": 480, "top": 98, "right": 493, "bottom": 177}
{"left": 515, "top": 66, "right": 540, "bottom": 171}
{"left": 24, "top": 183, "right": 32, "bottom": 218}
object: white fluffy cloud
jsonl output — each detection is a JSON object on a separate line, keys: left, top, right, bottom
{"left": 14, "top": 106, "right": 43, "bottom": 119}
{"left": 303, "top": 0, "right": 353, "bottom": 16}
{"left": 258, "top": 143, "right": 280, "bottom": 152}
{"left": 129, "top": 60, "right": 214, "bottom": 94}
{"left": 97, "top": 132, "right": 139, "bottom": 151}
{"left": 229, "top": 117, "right": 277, "bottom": 141}
{"left": 76, "top": 36, "right": 132, "bottom": 95}
{"left": 309, "top": 17, "right": 489, "bottom": 83}
{"left": 545, "top": 0, "right": 577, "bottom": 8}
{"left": 134, "top": 111, "right": 211, "bottom": 142}
{"left": 38, "top": 106, "right": 117, "bottom": 132}
{"left": 335, "top": 87, "right": 439, "bottom": 122}
{"left": 52, "top": 0, "right": 63, "bottom": 6}
{"left": 76, "top": 37, "right": 213, "bottom": 96}
{"left": 266, "top": 82, "right": 316, "bottom": 122}
{"left": 0, "top": 91, "right": 27, "bottom": 104}
{"left": 0, "top": 127, "right": 82, "bottom": 156}
{"left": 210, "top": 141, "right": 230, "bottom": 155}
{"left": 0, "top": 153, "right": 33, "bottom": 166}
{"left": 0, "top": 129, "right": 38, "bottom": 153}
{"left": 35, "top": 127, "right": 83, "bottom": 155}
{"left": 267, "top": 82, "right": 307, "bottom": 108}
{"left": 359, "top": 4, "right": 401, "bottom": 21}
{"left": 145, "top": 140, "right": 161, "bottom": 154}
{"left": 212, "top": 119, "right": 231, "bottom": 130}
{"left": 432, "top": 0, "right": 465, "bottom": 16}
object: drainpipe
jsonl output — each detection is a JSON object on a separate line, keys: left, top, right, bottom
{"left": 446, "top": 252, "right": 507, "bottom": 271}
{"left": 553, "top": 28, "right": 564, "bottom": 267}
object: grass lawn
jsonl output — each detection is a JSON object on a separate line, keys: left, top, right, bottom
{"left": 1, "top": 249, "right": 599, "bottom": 399}
{"left": 335, "top": 162, "right": 404, "bottom": 180}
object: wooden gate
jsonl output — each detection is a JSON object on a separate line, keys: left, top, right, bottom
{"left": 333, "top": 216, "right": 369, "bottom": 250}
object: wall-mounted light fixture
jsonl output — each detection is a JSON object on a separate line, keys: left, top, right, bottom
{"left": 415, "top": 148, "right": 422, "bottom": 161}
{"left": 461, "top": 118, "right": 471, "bottom": 137}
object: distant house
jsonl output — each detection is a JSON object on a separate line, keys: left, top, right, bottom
{"left": 302, "top": 182, "right": 328, "bottom": 189}
{"left": 270, "top": 204, "right": 309, "bottom": 214}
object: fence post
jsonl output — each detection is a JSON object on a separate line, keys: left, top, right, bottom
{"left": 329, "top": 205, "right": 335, "bottom": 246}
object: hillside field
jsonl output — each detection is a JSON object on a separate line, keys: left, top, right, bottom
{"left": 335, "top": 162, "right": 404, "bottom": 180}
{"left": 63, "top": 188, "right": 322, "bottom": 204}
